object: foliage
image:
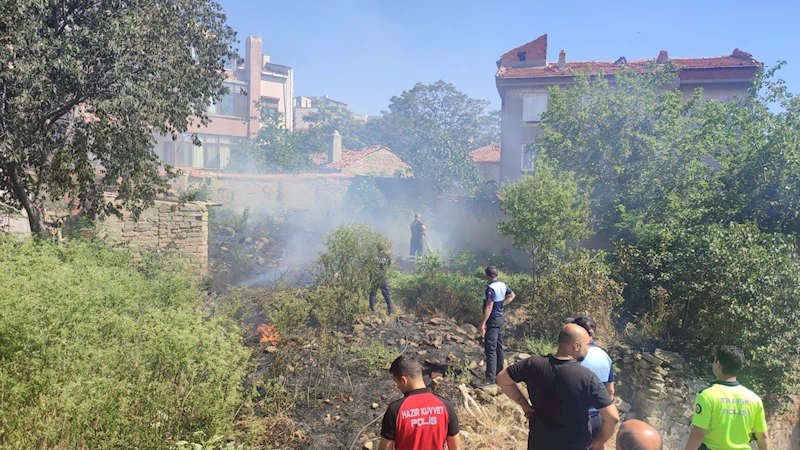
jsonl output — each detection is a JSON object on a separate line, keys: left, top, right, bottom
{"left": 0, "top": 0, "right": 237, "bottom": 234}
{"left": 617, "top": 223, "right": 800, "bottom": 407}
{"left": 174, "top": 432, "right": 243, "bottom": 450}
{"left": 535, "top": 64, "right": 719, "bottom": 237}
{"left": 380, "top": 80, "right": 497, "bottom": 194}
{"left": 301, "top": 104, "right": 382, "bottom": 152}
{"left": 527, "top": 252, "right": 623, "bottom": 344}
{"left": 354, "top": 340, "right": 400, "bottom": 377}
{"left": 497, "top": 162, "right": 590, "bottom": 278}
{"left": 525, "top": 336, "right": 557, "bottom": 356}
{"left": 314, "top": 223, "right": 392, "bottom": 297}
{"left": 231, "top": 108, "right": 312, "bottom": 173}
{"left": 179, "top": 183, "right": 214, "bottom": 203}
{"left": 701, "top": 63, "right": 800, "bottom": 236}
{"left": 0, "top": 237, "right": 249, "bottom": 449}
{"left": 267, "top": 292, "right": 310, "bottom": 341}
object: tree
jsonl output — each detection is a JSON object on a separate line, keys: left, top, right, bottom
{"left": 301, "top": 103, "right": 378, "bottom": 152}
{"left": 232, "top": 107, "right": 312, "bottom": 173}
{"left": 0, "top": 0, "right": 237, "bottom": 235}
{"left": 380, "top": 80, "right": 497, "bottom": 194}
{"left": 535, "top": 64, "right": 722, "bottom": 238}
{"left": 497, "top": 163, "right": 590, "bottom": 278}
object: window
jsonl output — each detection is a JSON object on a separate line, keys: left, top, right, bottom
{"left": 168, "top": 134, "right": 239, "bottom": 168}
{"left": 522, "top": 93, "right": 548, "bottom": 122}
{"left": 521, "top": 145, "right": 535, "bottom": 173}
{"left": 207, "top": 82, "right": 249, "bottom": 118}
{"left": 162, "top": 142, "right": 175, "bottom": 165}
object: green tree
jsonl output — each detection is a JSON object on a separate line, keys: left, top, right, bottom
{"left": 0, "top": 0, "right": 237, "bottom": 235}
{"left": 232, "top": 107, "right": 312, "bottom": 173}
{"left": 536, "top": 64, "right": 722, "bottom": 238}
{"left": 380, "top": 80, "right": 497, "bottom": 194}
{"left": 301, "top": 103, "right": 378, "bottom": 152}
{"left": 497, "top": 163, "right": 590, "bottom": 278}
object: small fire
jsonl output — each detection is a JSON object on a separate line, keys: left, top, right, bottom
{"left": 257, "top": 323, "right": 280, "bottom": 344}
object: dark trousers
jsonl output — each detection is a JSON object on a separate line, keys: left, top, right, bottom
{"left": 369, "top": 280, "right": 393, "bottom": 314}
{"left": 484, "top": 316, "right": 504, "bottom": 382}
{"left": 409, "top": 239, "right": 424, "bottom": 258}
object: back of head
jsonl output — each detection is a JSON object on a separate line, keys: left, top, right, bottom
{"left": 414, "top": 213, "right": 421, "bottom": 220}
{"left": 485, "top": 266, "right": 498, "bottom": 278}
{"left": 557, "top": 323, "right": 589, "bottom": 351}
{"left": 390, "top": 355, "right": 422, "bottom": 379}
{"left": 716, "top": 345, "right": 745, "bottom": 376}
{"left": 567, "top": 315, "right": 597, "bottom": 336}
{"left": 616, "top": 419, "right": 663, "bottom": 450}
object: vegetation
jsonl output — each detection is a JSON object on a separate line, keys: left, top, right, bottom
{"left": 497, "top": 162, "right": 590, "bottom": 279}
{"left": 232, "top": 107, "right": 313, "bottom": 173}
{"left": 0, "top": 0, "right": 237, "bottom": 234}
{"left": 0, "top": 237, "right": 248, "bottom": 449}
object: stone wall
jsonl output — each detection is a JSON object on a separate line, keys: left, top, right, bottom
{"left": 611, "top": 345, "right": 800, "bottom": 449}
{"left": 100, "top": 200, "right": 210, "bottom": 272}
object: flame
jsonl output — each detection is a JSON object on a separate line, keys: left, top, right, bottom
{"left": 258, "top": 323, "right": 280, "bottom": 344}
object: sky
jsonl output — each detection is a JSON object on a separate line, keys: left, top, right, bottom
{"left": 217, "top": 0, "right": 800, "bottom": 116}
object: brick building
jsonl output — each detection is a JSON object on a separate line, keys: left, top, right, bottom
{"left": 155, "top": 36, "right": 294, "bottom": 170}
{"left": 496, "top": 34, "right": 762, "bottom": 182}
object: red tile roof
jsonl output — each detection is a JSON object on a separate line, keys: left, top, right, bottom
{"left": 311, "top": 145, "right": 389, "bottom": 169}
{"left": 470, "top": 144, "right": 501, "bottom": 163}
{"left": 496, "top": 49, "right": 760, "bottom": 80}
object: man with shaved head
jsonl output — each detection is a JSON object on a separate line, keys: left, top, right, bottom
{"left": 496, "top": 324, "right": 620, "bottom": 450}
{"left": 617, "top": 419, "right": 663, "bottom": 450}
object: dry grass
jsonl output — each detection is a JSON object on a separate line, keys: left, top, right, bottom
{"left": 455, "top": 384, "right": 529, "bottom": 449}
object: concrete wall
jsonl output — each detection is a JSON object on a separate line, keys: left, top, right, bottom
{"left": 99, "top": 200, "right": 210, "bottom": 272}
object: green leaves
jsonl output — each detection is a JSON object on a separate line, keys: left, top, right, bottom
{"left": 497, "top": 162, "right": 590, "bottom": 277}
{"left": 0, "top": 0, "right": 238, "bottom": 233}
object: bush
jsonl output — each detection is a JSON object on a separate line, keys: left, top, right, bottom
{"left": 267, "top": 292, "right": 311, "bottom": 341}
{"left": 527, "top": 252, "right": 623, "bottom": 344}
{"left": 0, "top": 237, "right": 249, "bottom": 449}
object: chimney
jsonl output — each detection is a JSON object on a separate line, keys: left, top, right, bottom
{"left": 328, "top": 130, "right": 342, "bottom": 163}
{"left": 245, "top": 36, "right": 263, "bottom": 137}
{"left": 656, "top": 50, "right": 669, "bottom": 64}
{"left": 558, "top": 50, "right": 566, "bottom": 69}
{"left": 262, "top": 54, "right": 270, "bottom": 66}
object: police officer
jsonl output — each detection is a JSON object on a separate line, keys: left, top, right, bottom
{"left": 683, "top": 345, "right": 769, "bottom": 450}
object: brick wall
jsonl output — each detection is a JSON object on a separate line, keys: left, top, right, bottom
{"left": 100, "top": 200, "right": 210, "bottom": 272}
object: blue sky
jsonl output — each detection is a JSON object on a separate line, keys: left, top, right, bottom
{"left": 218, "top": 0, "right": 800, "bottom": 116}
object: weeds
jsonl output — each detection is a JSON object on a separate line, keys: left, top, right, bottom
{"left": 354, "top": 340, "right": 400, "bottom": 377}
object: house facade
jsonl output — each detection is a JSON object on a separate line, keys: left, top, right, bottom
{"left": 154, "top": 36, "right": 294, "bottom": 170}
{"left": 496, "top": 34, "right": 761, "bottom": 182}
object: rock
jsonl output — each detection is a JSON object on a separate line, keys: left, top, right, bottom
{"left": 287, "top": 364, "right": 295, "bottom": 373}
{"left": 371, "top": 403, "right": 379, "bottom": 409}
{"left": 455, "top": 326, "right": 467, "bottom": 335}
{"left": 646, "top": 372, "right": 665, "bottom": 381}
{"left": 256, "top": 257, "right": 266, "bottom": 266}
{"left": 637, "top": 359, "right": 653, "bottom": 370}
{"left": 429, "top": 376, "right": 444, "bottom": 391}
{"left": 634, "top": 353, "right": 643, "bottom": 361}
{"left": 646, "top": 388, "right": 662, "bottom": 397}
{"left": 333, "top": 415, "right": 340, "bottom": 421}
{"left": 615, "top": 398, "right": 632, "bottom": 413}
{"left": 518, "top": 353, "right": 532, "bottom": 360}
{"left": 447, "top": 353, "right": 458, "bottom": 362}
{"left": 469, "top": 360, "right": 478, "bottom": 370}
{"left": 429, "top": 317, "right": 447, "bottom": 325}
{"left": 645, "top": 417, "right": 664, "bottom": 429}
{"left": 649, "top": 380, "right": 665, "bottom": 390}
{"left": 654, "top": 348, "right": 686, "bottom": 366}
{"left": 653, "top": 366, "right": 669, "bottom": 376}
{"left": 642, "top": 353, "right": 662, "bottom": 365}
{"left": 362, "top": 442, "right": 374, "bottom": 450}
{"left": 386, "top": 339, "right": 396, "bottom": 346}
{"left": 398, "top": 338, "right": 407, "bottom": 346}
{"left": 324, "top": 413, "right": 332, "bottom": 424}
{"left": 416, "top": 350, "right": 428, "bottom": 356}
{"left": 410, "top": 342, "right": 419, "bottom": 348}
{"left": 265, "top": 346, "right": 278, "bottom": 353}
{"left": 244, "top": 237, "right": 253, "bottom": 244}
{"left": 478, "top": 384, "right": 500, "bottom": 396}
{"left": 463, "top": 324, "right": 478, "bottom": 335}
{"left": 353, "top": 324, "right": 365, "bottom": 333}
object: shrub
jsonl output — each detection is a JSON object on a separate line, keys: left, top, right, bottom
{"left": 267, "top": 292, "right": 310, "bottom": 341}
{"left": 0, "top": 237, "right": 249, "bottom": 449}
{"left": 528, "top": 252, "right": 624, "bottom": 344}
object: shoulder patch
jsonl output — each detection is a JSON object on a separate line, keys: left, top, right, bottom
{"left": 695, "top": 404, "right": 702, "bottom": 414}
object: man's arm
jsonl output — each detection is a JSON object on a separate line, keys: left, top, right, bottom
{"left": 754, "top": 431, "right": 770, "bottom": 450}
{"left": 683, "top": 425, "right": 707, "bottom": 450}
{"left": 478, "top": 301, "right": 492, "bottom": 336}
{"left": 501, "top": 290, "right": 515, "bottom": 306}
{"left": 496, "top": 369, "right": 535, "bottom": 417}
{"left": 588, "top": 404, "right": 619, "bottom": 450}
{"left": 446, "top": 434, "right": 461, "bottom": 450}
{"left": 378, "top": 437, "right": 393, "bottom": 450}
{"left": 605, "top": 381, "right": 615, "bottom": 398}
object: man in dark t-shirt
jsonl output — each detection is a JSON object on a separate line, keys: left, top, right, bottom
{"left": 380, "top": 355, "right": 461, "bottom": 450}
{"left": 409, "top": 213, "right": 426, "bottom": 260}
{"left": 496, "top": 324, "right": 619, "bottom": 450}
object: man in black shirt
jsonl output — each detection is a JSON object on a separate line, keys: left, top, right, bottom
{"left": 496, "top": 324, "right": 619, "bottom": 450}
{"left": 409, "top": 213, "right": 426, "bottom": 260}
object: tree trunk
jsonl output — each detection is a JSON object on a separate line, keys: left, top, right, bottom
{"left": 5, "top": 162, "right": 48, "bottom": 236}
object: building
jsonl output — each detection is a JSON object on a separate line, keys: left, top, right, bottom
{"left": 155, "top": 36, "right": 294, "bottom": 170}
{"left": 310, "top": 131, "right": 411, "bottom": 177}
{"left": 470, "top": 144, "right": 501, "bottom": 183}
{"left": 495, "top": 34, "right": 761, "bottom": 182}
{"left": 293, "top": 95, "right": 373, "bottom": 131}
